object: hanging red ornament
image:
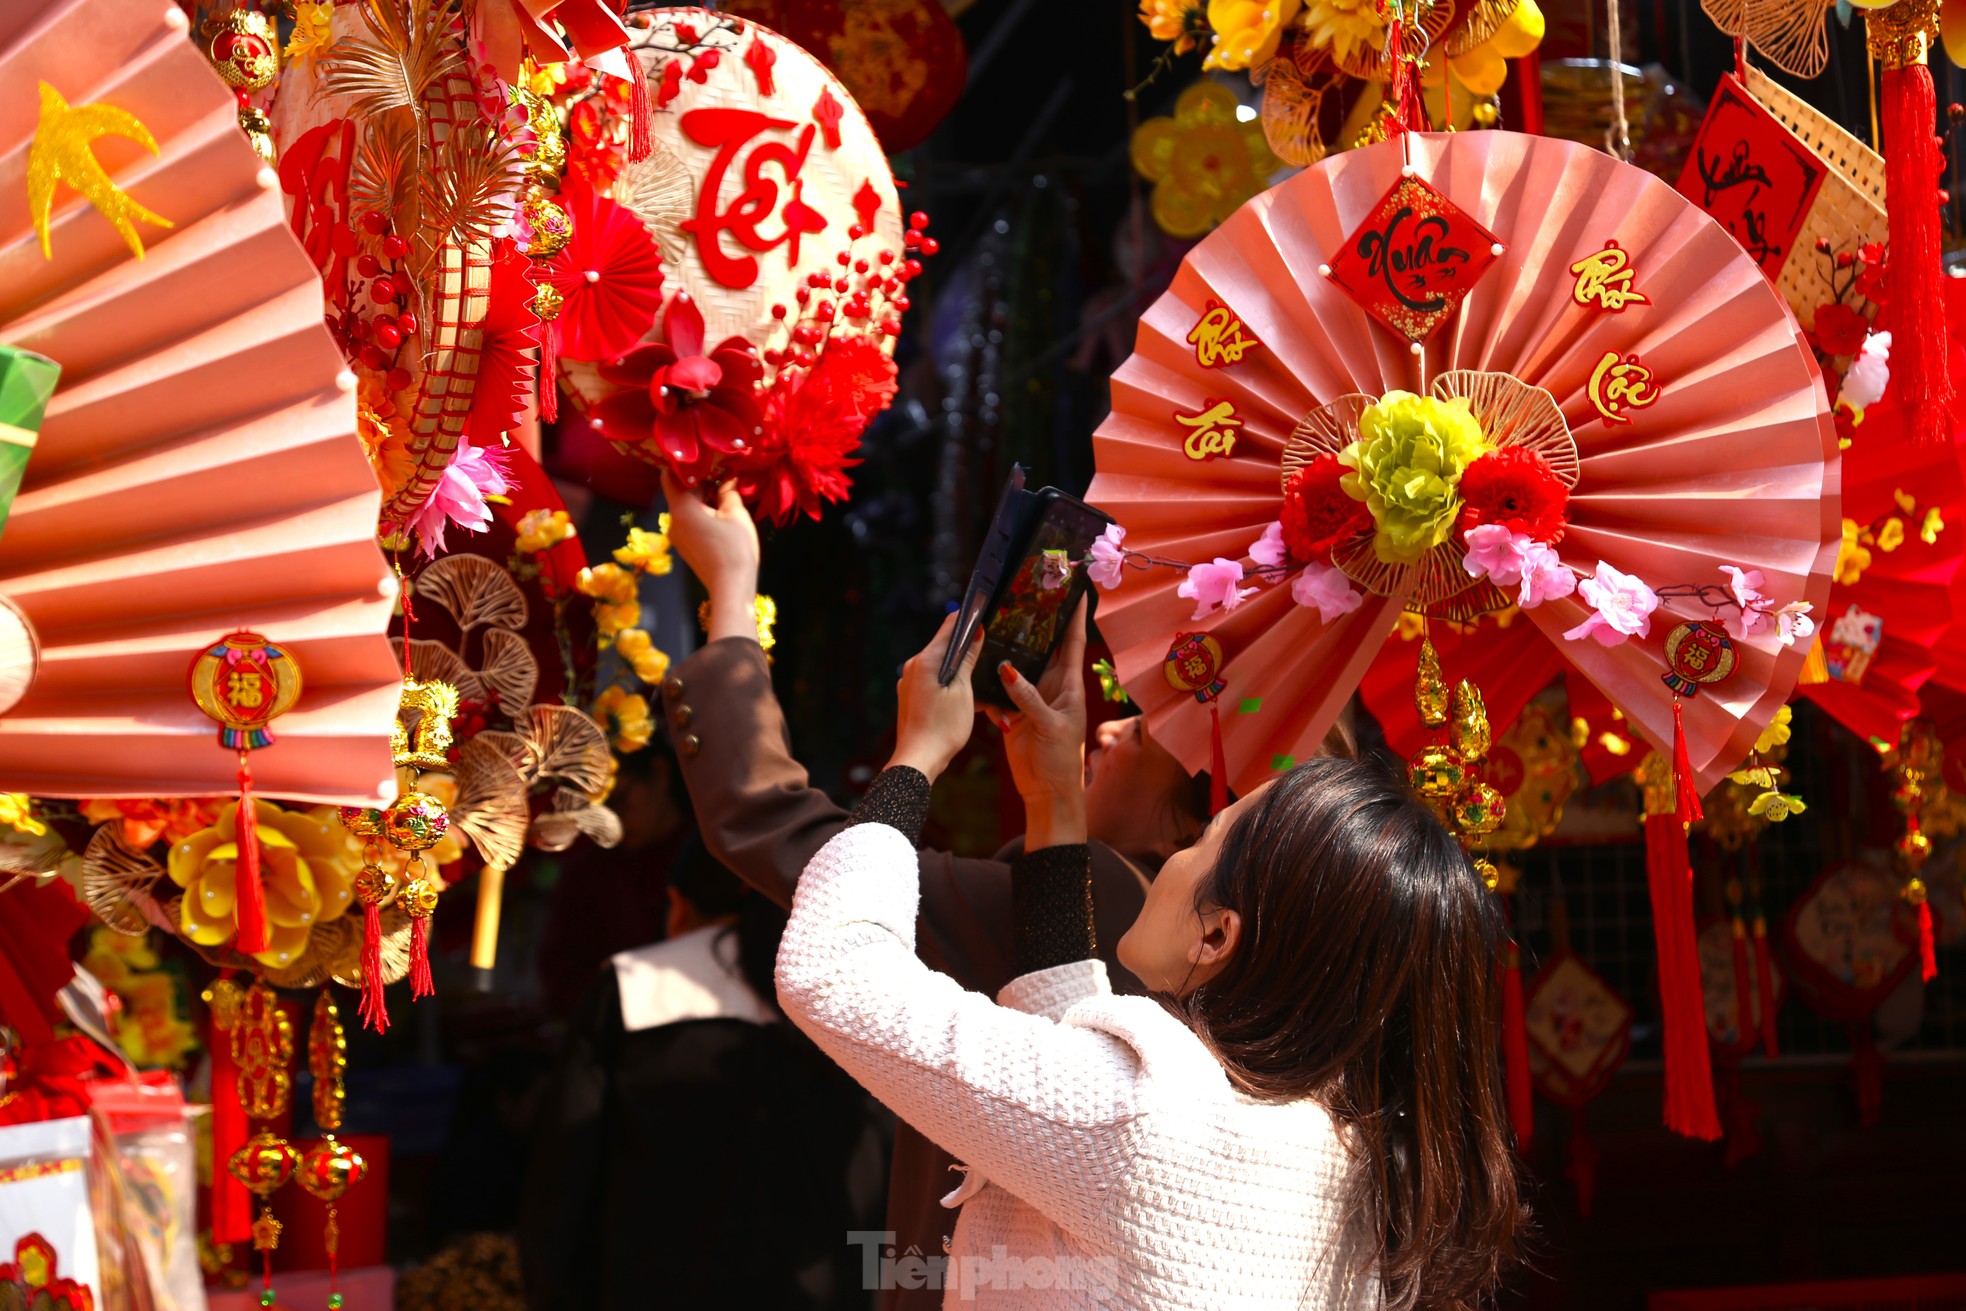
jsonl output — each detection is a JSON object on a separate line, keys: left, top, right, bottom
{"left": 1164, "top": 632, "right": 1230, "bottom": 814}
{"left": 187, "top": 632, "right": 301, "bottom": 955}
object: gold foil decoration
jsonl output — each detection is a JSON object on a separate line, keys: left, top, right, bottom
{"left": 27, "top": 82, "right": 173, "bottom": 260}
{"left": 1451, "top": 679, "right": 1491, "bottom": 763}
{"left": 393, "top": 679, "right": 461, "bottom": 770}
{"left": 1869, "top": 0, "right": 1938, "bottom": 68}
{"left": 1415, "top": 637, "right": 1449, "bottom": 728}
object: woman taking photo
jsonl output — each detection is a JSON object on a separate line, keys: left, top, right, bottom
{"left": 776, "top": 608, "right": 1526, "bottom": 1308}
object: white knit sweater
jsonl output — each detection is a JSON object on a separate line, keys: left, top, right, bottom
{"left": 777, "top": 822, "right": 1382, "bottom": 1310}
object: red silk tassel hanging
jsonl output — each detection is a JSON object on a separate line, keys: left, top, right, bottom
{"left": 209, "top": 998, "right": 250, "bottom": 1245}
{"left": 359, "top": 901, "right": 389, "bottom": 1034}
{"left": 627, "top": 66, "right": 654, "bottom": 161}
{"left": 1501, "top": 942, "right": 1533, "bottom": 1151}
{"left": 232, "top": 762, "right": 268, "bottom": 955}
{"left": 410, "top": 916, "right": 435, "bottom": 998}
{"left": 538, "top": 317, "right": 560, "bottom": 423}
{"left": 1208, "top": 702, "right": 1228, "bottom": 815}
{"left": 1873, "top": 1, "right": 1952, "bottom": 443}
{"left": 1918, "top": 899, "right": 1938, "bottom": 981}
{"left": 1753, "top": 916, "right": 1779, "bottom": 1057}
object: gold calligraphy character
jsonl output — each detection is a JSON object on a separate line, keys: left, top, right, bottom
{"left": 1187, "top": 301, "right": 1258, "bottom": 368}
{"left": 227, "top": 671, "right": 266, "bottom": 708}
{"left": 1569, "top": 242, "right": 1649, "bottom": 313}
{"left": 1176, "top": 398, "right": 1242, "bottom": 461}
{"left": 1588, "top": 351, "right": 1661, "bottom": 425}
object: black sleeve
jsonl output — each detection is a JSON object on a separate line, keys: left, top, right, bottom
{"left": 1010, "top": 843, "right": 1096, "bottom": 976}
{"left": 846, "top": 766, "right": 932, "bottom": 846}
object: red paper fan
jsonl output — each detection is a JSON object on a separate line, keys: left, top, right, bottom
{"left": 467, "top": 241, "right": 545, "bottom": 443}
{"left": 1088, "top": 131, "right": 1838, "bottom": 798}
{"left": 540, "top": 181, "right": 664, "bottom": 362}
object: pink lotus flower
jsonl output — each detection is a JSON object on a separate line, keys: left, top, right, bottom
{"left": 1776, "top": 602, "right": 1816, "bottom": 647}
{"left": 1463, "top": 525, "right": 1576, "bottom": 609}
{"left": 409, "top": 443, "right": 513, "bottom": 558}
{"left": 1561, "top": 560, "right": 1658, "bottom": 647}
{"left": 1178, "top": 558, "right": 1257, "bottom": 620}
{"left": 1087, "top": 524, "right": 1127, "bottom": 590}
{"left": 1249, "top": 521, "right": 1290, "bottom": 576}
{"left": 1291, "top": 562, "right": 1362, "bottom": 622}
{"left": 1721, "top": 565, "right": 1769, "bottom": 640}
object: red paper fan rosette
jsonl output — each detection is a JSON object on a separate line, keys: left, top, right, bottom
{"left": 540, "top": 181, "right": 666, "bottom": 362}
{"left": 1087, "top": 131, "right": 1839, "bottom": 798}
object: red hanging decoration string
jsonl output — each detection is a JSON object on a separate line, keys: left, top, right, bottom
{"left": 232, "top": 754, "right": 268, "bottom": 955}
{"left": 1873, "top": 2, "right": 1952, "bottom": 443}
{"left": 209, "top": 990, "right": 250, "bottom": 1246}
{"left": 1753, "top": 916, "right": 1780, "bottom": 1057}
{"left": 1564, "top": 1106, "right": 1599, "bottom": 1218}
{"left": 1639, "top": 709, "right": 1721, "bottom": 1141}
{"left": 407, "top": 873, "right": 436, "bottom": 999}
{"left": 1673, "top": 700, "right": 1703, "bottom": 825}
{"left": 1501, "top": 940, "right": 1534, "bottom": 1151}
{"left": 1917, "top": 898, "right": 1938, "bottom": 982}
{"left": 538, "top": 316, "right": 560, "bottom": 423}
{"left": 627, "top": 66, "right": 654, "bottom": 161}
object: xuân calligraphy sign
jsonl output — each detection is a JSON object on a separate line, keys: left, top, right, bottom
{"left": 1326, "top": 173, "right": 1503, "bottom": 344}
{"left": 1674, "top": 74, "right": 1827, "bottom": 280}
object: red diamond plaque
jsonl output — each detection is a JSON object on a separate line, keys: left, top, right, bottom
{"left": 1326, "top": 173, "right": 1503, "bottom": 344}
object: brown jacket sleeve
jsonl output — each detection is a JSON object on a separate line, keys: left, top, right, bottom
{"left": 663, "top": 638, "right": 1149, "bottom": 998}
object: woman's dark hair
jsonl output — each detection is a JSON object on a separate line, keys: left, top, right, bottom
{"left": 668, "top": 834, "right": 790, "bottom": 1007}
{"left": 1178, "top": 755, "right": 1525, "bottom": 1311}
{"left": 1146, "top": 714, "right": 1359, "bottom": 874}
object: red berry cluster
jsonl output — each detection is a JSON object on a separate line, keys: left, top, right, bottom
{"left": 446, "top": 692, "right": 501, "bottom": 762}
{"left": 759, "top": 210, "right": 936, "bottom": 374}
{"left": 328, "top": 210, "right": 420, "bottom": 389}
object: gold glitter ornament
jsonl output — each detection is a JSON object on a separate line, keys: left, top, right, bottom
{"left": 1414, "top": 636, "right": 1449, "bottom": 728}
{"left": 1407, "top": 743, "right": 1468, "bottom": 798}
{"left": 524, "top": 193, "right": 572, "bottom": 259}
{"left": 237, "top": 107, "right": 275, "bottom": 166}
{"left": 205, "top": 11, "right": 281, "bottom": 91}
{"left": 1451, "top": 780, "right": 1506, "bottom": 836}
{"left": 1451, "top": 679, "right": 1491, "bottom": 763}
{"left": 27, "top": 82, "right": 173, "bottom": 261}
{"left": 531, "top": 283, "right": 565, "bottom": 322}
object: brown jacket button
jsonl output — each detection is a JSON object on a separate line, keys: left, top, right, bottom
{"left": 674, "top": 704, "right": 695, "bottom": 727}
{"left": 663, "top": 676, "right": 685, "bottom": 700}
{"left": 681, "top": 733, "right": 701, "bottom": 757}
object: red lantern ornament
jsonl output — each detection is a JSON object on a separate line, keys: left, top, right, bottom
{"left": 1662, "top": 621, "right": 1738, "bottom": 696}
{"left": 1164, "top": 632, "right": 1230, "bottom": 815}
{"left": 188, "top": 632, "right": 301, "bottom": 955}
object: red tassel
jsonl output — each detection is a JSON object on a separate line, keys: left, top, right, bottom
{"left": 1753, "top": 917, "right": 1780, "bottom": 1058}
{"left": 1918, "top": 899, "right": 1937, "bottom": 982}
{"left": 1207, "top": 701, "right": 1228, "bottom": 815}
{"left": 358, "top": 902, "right": 389, "bottom": 1035}
{"left": 538, "top": 319, "right": 560, "bottom": 424}
{"left": 1644, "top": 812, "right": 1722, "bottom": 1140}
{"left": 627, "top": 66, "right": 653, "bottom": 161}
{"left": 1563, "top": 1106, "right": 1598, "bottom": 1218}
{"left": 232, "top": 758, "right": 268, "bottom": 955}
{"left": 209, "top": 999, "right": 250, "bottom": 1245}
{"left": 1501, "top": 943, "right": 1534, "bottom": 1151}
{"left": 410, "top": 912, "right": 435, "bottom": 999}
{"left": 1880, "top": 62, "right": 1952, "bottom": 443}
{"left": 1672, "top": 701, "right": 1703, "bottom": 825}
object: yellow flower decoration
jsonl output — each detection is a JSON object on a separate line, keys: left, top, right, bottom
{"left": 1727, "top": 765, "right": 1777, "bottom": 788}
{"left": 1204, "top": 0, "right": 1304, "bottom": 68}
{"left": 1302, "top": 0, "right": 1386, "bottom": 63}
{"left": 1835, "top": 518, "right": 1872, "bottom": 586}
{"left": 0, "top": 794, "right": 44, "bottom": 838}
{"left": 576, "top": 562, "right": 638, "bottom": 604}
{"left": 1340, "top": 392, "right": 1489, "bottom": 564}
{"left": 515, "top": 509, "right": 577, "bottom": 554}
{"left": 614, "top": 629, "right": 673, "bottom": 684}
{"left": 1876, "top": 516, "right": 1905, "bottom": 552}
{"left": 82, "top": 928, "right": 197, "bottom": 1070}
{"left": 1131, "top": 81, "right": 1279, "bottom": 238}
{"left": 613, "top": 518, "right": 674, "bottom": 575}
{"left": 1754, "top": 704, "right": 1792, "bottom": 755}
{"left": 1747, "top": 791, "right": 1807, "bottom": 822}
{"left": 167, "top": 802, "right": 364, "bottom": 969}
{"left": 754, "top": 594, "right": 779, "bottom": 657}
{"left": 1440, "top": 0, "right": 1544, "bottom": 95}
{"left": 1139, "top": 0, "right": 1210, "bottom": 52}
{"left": 1922, "top": 507, "right": 1945, "bottom": 545}
{"left": 592, "top": 686, "right": 655, "bottom": 753}
{"left": 284, "top": 2, "right": 335, "bottom": 63}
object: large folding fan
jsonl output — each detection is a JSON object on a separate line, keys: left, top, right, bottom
{"left": 0, "top": 0, "right": 400, "bottom": 802}
{"left": 1088, "top": 130, "right": 1841, "bottom": 800}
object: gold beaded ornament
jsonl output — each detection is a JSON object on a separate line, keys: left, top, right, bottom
{"left": 302, "top": 991, "right": 367, "bottom": 1307}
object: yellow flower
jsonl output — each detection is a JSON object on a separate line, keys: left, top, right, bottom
{"left": 592, "top": 686, "right": 655, "bottom": 753}
{"left": 1754, "top": 704, "right": 1792, "bottom": 755}
{"left": 1140, "top": 0, "right": 1210, "bottom": 52}
{"left": 515, "top": 509, "right": 576, "bottom": 554}
{"left": 1728, "top": 765, "right": 1776, "bottom": 788}
{"left": 166, "top": 802, "right": 363, "bottom": 969}
{"left": 284, "top": 2, "right": 335, "bottom": 63}
{"left": 754, "top": 594, "right": 778, "bottom": 656}
{"left": 1834, "top": 519, "right": 1871, "bottom": 586}
{"left": 593, "top": 599, "right": 641, "bottom": 640}
{"left": 1923, "top": 507, "right": 1946, "bottom": 544}
{"left": 1747, "top": 790, "right": 1806, "bottom": 821}
{"left": 1443, "top": 0, "right": 1543, "bottom": 94}
{"left": 0, "top": 794, "right": 44, "bottom": 837}
{"left": 1131, "top": 81, "right": 1280, "bottom": 238}
{"left": 1204, "top": 0, "right": 1304, "bottom": 68}
{"left": 576, "top": 562, "right": 638, "bottom": 604}
{"left": 613, "top": 520, "right": 674, "bottom": 575}
{"left": 1340, "top": 392, "right": 1489, "bottom": 564}
{"left": 1301, "top": 0, "right": 1386, "bottom": 63}
{"left": 1876, "top": 516, "right": 1905, "bottom": 552}
{"left": 614, "top": 629, "right": 673, "bottom": 684}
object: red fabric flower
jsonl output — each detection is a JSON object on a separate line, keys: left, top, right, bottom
{"left": 1812, "top": 302, "right": 1869, "bottom": 357}
{"left": 1856, "top": 242, "right": 1888, "bottom": 304}
{"left": 1457, "top": 447, "right": 1569, "bottom": 543}
{"left": 740, "top": 335, "right": 897, "bottom": 525}
{"left": 539, "top": 181, "right": 663, "bottom": 361}
{"left": 592, "top": 292, "right": 763, "bottom": 482}
{"left": 1280, "top": 454, "right": 1370, "bottom": 561}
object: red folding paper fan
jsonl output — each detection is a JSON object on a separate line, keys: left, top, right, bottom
{"left": 1088, "top": 131, "right": 1839, "bottom": 799}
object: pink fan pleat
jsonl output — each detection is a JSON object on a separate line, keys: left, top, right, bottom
{"left": 1089, "top": 132, "right": 1839, "bottom": 799}
{"left": 0, "top": 0, "right": 399, "bottom": 802}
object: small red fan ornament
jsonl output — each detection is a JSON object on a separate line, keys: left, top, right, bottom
{"left": 188, "top": 632, "right": 301, "bottom": 955}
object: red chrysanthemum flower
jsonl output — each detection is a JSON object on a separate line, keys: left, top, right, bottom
{"left": 1280, "top": 454, "right": 1371, "bottom": 561}
{"left": 1811, "top": 301, "right": 1869, "bottom": 357}
{"left": 1457, "top": 447, "right": 1569, "bottom": 543}
{"left": 592, "top": 292, "right": 763, "bottom": 484}
{"left": 740, "top": 335, "right": 898, "bottom": 526}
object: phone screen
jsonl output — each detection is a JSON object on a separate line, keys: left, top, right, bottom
{"left": 973, "top": 494, "right": 1112, "bottom": 709}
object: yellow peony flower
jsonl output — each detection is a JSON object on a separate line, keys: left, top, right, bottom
{"left": 1835, "top": 518, "right": 1871, "bottom": 586}
{"left": 614, "top": 519, "right": 674, "bottom": 575}
{"left": 1754, "top": 704, "right": 1792, "bottom": 755}
{"left": 614, "top": 628, "right": 673, "bottom": 684}
{"left": 1339, "top": 392, "right": 1490, "bottom": 564}
{"left": 592, "top": 686, "right": 655, "bottom": 753}
{"left": 167, "top": 802, "right": 364, "bottom": 969}
{"left": 515, "top": 509, "right": 577, "bottom": 554}
{"left": 1205, "top": 0, "right": 1304, "bottom": 69}
{"left": 0, "top": 794, "right": 44, "bottom": 837}
{"left": 1140, "top": 0, "right": 1210, "bottom": 52}
{"left": 1301, "top": 0, "right": 1386, "bottom": 63}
